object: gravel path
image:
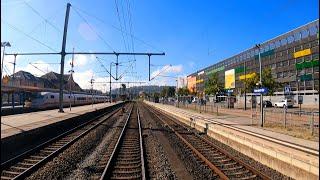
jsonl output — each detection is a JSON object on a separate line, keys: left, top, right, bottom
{"left": 26, "top": 107, "right": 126, "bottom": 180}
{"left": 66, "top": 112, "right": 127, "bottom": 179}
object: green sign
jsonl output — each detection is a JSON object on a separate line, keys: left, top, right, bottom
{"left": 235, "top": 66, "right": 246, "bottom": 74}
{"left": 206, "top": 66, "right": 225, "bottom": 74}
{"left": 295, "top": 59, "right": 319, "bottom": 70}
{"left": 254, "top": 49, "right": 275, "bottom": 60}
{"left": 300, "top": 74, "right": 312, "bottom": 81}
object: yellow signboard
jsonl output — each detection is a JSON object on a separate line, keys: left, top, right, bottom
{"left": 196, "top": 79, "right": 204, "bottom": 83}
{"left": 239, "top": 72, "right": 256, "bottom": 80}
{"left": 187, "top": 76, "right": 196, "bottom": 92}
{"left": 294, "top": 48, "right": 311, "bottom": 58}
{"left": 225, "top": 69, "right": 235, "bottom": 89}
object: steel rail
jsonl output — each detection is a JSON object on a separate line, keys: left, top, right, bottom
{"left": 100, "top": 104, "right": 146, "bottom": 180}
{"left": 144, "top": 104, "right": 229, "bottom": 179}
{"left": 1, "top": 103, "right": 125, "bottom": 180}
{"left": 137, "top": 108, "right": 147, "bottom": 180}
{"left": 100, "top": 105, "right": 134, "bottom": 179}
{"left": 145, "top": 103, "right": 271, "bottom": 180}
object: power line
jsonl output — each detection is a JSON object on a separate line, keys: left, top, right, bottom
{"left": 1, "top": 18, "right": 58, "bottom": 52}
{"left": 72, "top": 5, "right": 164, "bottom": 53}
{"left": 72, "top": 6, "right": 115, "bottom": 51}
{"left": 23, "top": 1, "right": 62, "bottom": 33}
{"left": 126, "top": 0, "right": 135, "bottom": 59}
{"left": 114, "top": 0, "right": 129, "bottom": 53}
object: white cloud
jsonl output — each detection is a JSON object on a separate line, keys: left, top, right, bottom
{"left": 73, "top": 70, "right": 94, "bottom": 90}
{"left": 0, "top": 52, "right": 57, "bottom": 77}
{"left": 78, "top": 22, "right": 98, "bottom": 41}
{"left": 188, "top": 61, "right": 195, "bottom": 68}
{"left": 151, "top": 64, "right": 183, "bottom": 78}
{"left": 67, "top": 54, "right": 91, "bottom": 67}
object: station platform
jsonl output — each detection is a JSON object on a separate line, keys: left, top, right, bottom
{"left": 146, "top": 101, "right": 319, "bottom": 150}
{"left": 1, "top": 103, "right": 118, "bottom": 139}
{"left": 145, "top": 101, "right": 319, "bottom": 179}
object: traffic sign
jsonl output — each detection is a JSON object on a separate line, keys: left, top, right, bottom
{"left": 284, "top": 86, "right": 291, "bottom": 94}
{"left": 298, "top": 96, "right": 303, "bottom": 104}
{"left": 253, "top": 88, "right": 268, "bottom": 94}
{"left": 226, "top": 89, "right": 233, "bottom": 93}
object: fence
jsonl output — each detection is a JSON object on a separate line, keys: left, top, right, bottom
{"left": 159, "top": 100, "right": 319, "bottom": 137}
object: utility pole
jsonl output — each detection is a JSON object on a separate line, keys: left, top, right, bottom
{"left": 148, "top": 54, "right": 151, "bottom": 81}
{"left": 110, "top": 62, "right": 113, "bottom": 103}
{"left": 256, "top": 44, "right": 264, "bottom": 127}
{"left": 58, "top": 3, "right": 71, "bottom": 113}
{"left": 68, "top": 48, "right": 74, "bottom": 111}
{"left": 244, "top": 58, "right": 247, "bottom": 110}
{"left": 1, "top": 42, "right": 11, "bottom": 111}
{"left": 90, "top": 77, "right": 95, "bottom": 107}
{"left": 10, "top": 54, "right": 17, "bottom": 108}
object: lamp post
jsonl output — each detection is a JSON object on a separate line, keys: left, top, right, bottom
{"left": 255, "top": 44, "right": 264, "bottom": 127}
{"left": 1, "top": 42, "right": 11, "bottom": 111}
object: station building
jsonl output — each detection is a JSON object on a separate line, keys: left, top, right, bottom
{"left": 187, "top": 19, "right": 319, "bottom": 102}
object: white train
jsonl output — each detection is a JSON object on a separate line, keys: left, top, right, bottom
{"left": 27, "top": 92, "right": 109, "bottom": 109}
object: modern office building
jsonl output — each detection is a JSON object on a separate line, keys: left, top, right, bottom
{"left": 187, "top": 19, "right": 319, "bottom": 98}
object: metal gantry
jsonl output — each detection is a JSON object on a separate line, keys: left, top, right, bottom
{"left": 4, "top": 3, "right": 165, "bottom": 113}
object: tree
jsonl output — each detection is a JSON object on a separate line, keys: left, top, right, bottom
{"left": 167, "top": 87, "right": 176, "bottom": 97}
{"left": 160, "top": 86, "right": 175, "bottom": 97}
{"left": 261, "top": 68, "right": 280, "bottom": 95}
{"left": 240, "top": 73, "right": 259, "bottom": 94}
{"left": 177, "top": 87, "right": 190, "bottom": 96}
{"left": 240, "top": 68, "right": 280, "bottom": 95}
{"left": 204, "top": 72, "right": 223, "bottom": 95}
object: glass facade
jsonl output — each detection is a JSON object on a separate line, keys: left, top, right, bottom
{"left": 187, "top": 19, "right": 319, "bottom": 95}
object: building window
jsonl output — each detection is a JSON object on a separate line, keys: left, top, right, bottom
{"left": 289, "top": 59, "right": 295, "bottom": 65}
{"left": 51, "top": 95, "right": 54, "bottom": 99}
{"left": 305, "top": 68, "right": 312, "bottom": 74}
{"left": 304, "top": 55, "right": 311, "bottom": 61}
{"left": 314, "top": 66, "right": 319, "bottom": 73}
{"left": 271, "top": 63, "right": 276, "bottom": 69}
{"left": 312, "top": 54, "right": 319, "bottom": 60}
{"left": 282, "top": 60, "right": 289, "bottom": 66}
{"left": 296, "top": 58, "right": 303, "bottom": 63}
{"left": 298, "top": 70, "right": 305, "bottom": 76}
{"left": 277, "top": 72, "right": 283, "bottom": 78}
{"left": 303, "top": 43, "right": 311, "bottom": 49}
{"left": 283, "top": 71, "right": 288, "bottom": 77}
{"left": 294, "top": 46, "right": 301, "bottom": 52}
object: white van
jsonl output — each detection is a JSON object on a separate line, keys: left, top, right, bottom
{"left": 274, "top": 99, "right": 294, "bottom": 108}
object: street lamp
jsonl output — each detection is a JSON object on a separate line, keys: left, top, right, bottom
{"left": 1, "top": 42, "right": 11, "bottom": 111}
{"left": 1, "top": 42, "right": 11, "bottom": 80}
{"left": 255, "top": 44, "right": 264, "bottom": 127}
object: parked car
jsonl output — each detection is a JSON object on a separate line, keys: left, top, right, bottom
{"left": 258, "top": 100, "right": 273, "bottom": 107}
{"left": 274, "top": 99, "right": 294, "bottom": 108}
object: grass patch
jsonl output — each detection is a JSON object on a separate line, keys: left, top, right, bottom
{"left": 262, "top": 123, "right": 319, "bottom": 141}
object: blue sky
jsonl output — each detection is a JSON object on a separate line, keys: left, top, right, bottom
{"left": 1, "top": 0, "right": 319, "bottom": 91}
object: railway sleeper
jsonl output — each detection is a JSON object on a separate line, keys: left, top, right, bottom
{"left": 2, "top": 170, "right": 21, "bottom": 176}
{"left": 9, "top": 166, "right": 29, "bottom": 172}
{"left": 112, "top": 168, "right": 141, "bottom": 174}
{"left": 225, "top": 169, "right": 251, "bottom": 177}
{"left": 113, "top": 164, "right": 141, "bottom": 169}
{"left": 221, "top": 165, "right": 244, "bottom": 171}
{"left": 114, "top": 161, "right": 141, "bottom": 166}
{"left": 110, "top": 174, "right": 141, "bottom": 180}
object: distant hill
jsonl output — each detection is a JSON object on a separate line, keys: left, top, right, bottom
{"left": 111, "top": 85, "right": 175, "bottom": 96}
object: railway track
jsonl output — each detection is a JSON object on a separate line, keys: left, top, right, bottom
{"left": 100, "top": 103, "right": 146, "bottom": 180}
{"left": 0, "top": 104, "right": 125, "bottom": 180}
{"left": 144, "top": 103, "right": 270, "bottom": 180}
